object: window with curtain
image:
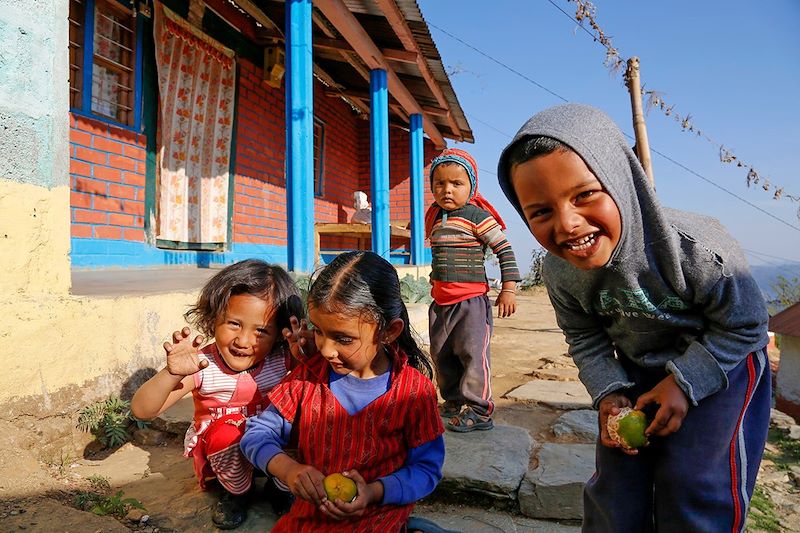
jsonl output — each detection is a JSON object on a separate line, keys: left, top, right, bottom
{"left": 68, "top": 0, "right": 141, "bottom": 128}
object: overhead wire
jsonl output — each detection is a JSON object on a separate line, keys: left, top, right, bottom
{"left": 428, "top": 24, "right": 800, "bottom": 234}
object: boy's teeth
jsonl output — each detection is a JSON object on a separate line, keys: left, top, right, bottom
{"left": 567, "top": 234, "right": 596, "bottom": 250}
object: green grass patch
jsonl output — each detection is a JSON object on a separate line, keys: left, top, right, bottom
{"left": 747, "top": 485, "right": 782, "bottom": 532}
{"left": 763, "top": 427, "right": 800, "bottom": 471}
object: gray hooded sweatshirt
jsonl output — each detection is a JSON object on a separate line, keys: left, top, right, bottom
{"left": 496, "top": 104, "right": 769, "bottom": 408}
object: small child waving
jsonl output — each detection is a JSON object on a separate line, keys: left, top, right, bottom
{"left": 426, "top": 148, "right": 521, "bottom": 432}
{"left": 131, "top": 259, "right": 302, "bottom": 529}
{"left": 497, "top": 103, "right": 771, "bottom": 531}
{"left": 241, "top": 251, "right": 445, "bottom": 532}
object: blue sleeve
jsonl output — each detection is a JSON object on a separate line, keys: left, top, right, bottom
{"left": 240, "top": 405, "right": 292, "bottom": 473}
{"left": 378, "top": 435, "right": 444, "bottom": 505}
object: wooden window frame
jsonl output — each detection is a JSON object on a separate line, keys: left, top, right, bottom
{"left": 69, "top": 0, "right": 144, "bottom": 131}
{"left": 313, "top": 117, "right": 325, "bottom": 197}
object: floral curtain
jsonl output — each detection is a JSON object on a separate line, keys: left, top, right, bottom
{"left": 153, "top": 3, "right": 235, "bottom": 245}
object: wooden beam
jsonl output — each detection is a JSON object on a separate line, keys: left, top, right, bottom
{"left": 421, "top": 105, "right": 448, "bottom": 117}
{"left": 391, "top": 104, "right": 409, "bottom": 124}
{"left": 231, "top": 0, "right": 282, "bottom": 37}
{"left": 374, "top": 0, "right": 462, "bottom": 141}
{"left": 314, "top": 0, "right": 446, "bottom": 148}
{"left": 382, "top": 48, "right": 418, "bottom": 64}
{"left": 312, "top": 11, "right": 371, "bottom": 85}
{"left": 314, "top": 37, "right": 416, "bottom": 64}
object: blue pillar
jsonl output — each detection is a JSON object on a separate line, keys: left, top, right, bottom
{"left": 370, "top": 69, "right": 390, "bottom": 258}
{"left": 285, "top": 0, "right": 314, "bottom": 273}
{"left": 409, "top": 113, "right": 425, "bottom": 264}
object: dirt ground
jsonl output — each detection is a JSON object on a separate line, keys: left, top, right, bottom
{"left": 1, "top": 288, "right": 798, "bottom": 531}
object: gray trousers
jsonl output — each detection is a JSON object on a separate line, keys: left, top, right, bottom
{"left": 429, "top": 294, "right": 494, "bottom": 417}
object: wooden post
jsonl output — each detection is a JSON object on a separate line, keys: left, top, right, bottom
{"left": 625, "top": 57, "right": 655, "bottom": 186}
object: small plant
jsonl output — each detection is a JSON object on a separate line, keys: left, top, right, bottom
{"left": 77, "top": 397, "right": 145, "bottom": 448}
{"left": 75, "top": 488, "right": 145, "bottom": 518}
{"left": 87, "top": 475, "right": 111, "bottom": 493}
{"left": 520, "top": 248, "right": 547, "bottom": 289}
{"left": 399, "top": 274, "right": 432, "bottom": 304}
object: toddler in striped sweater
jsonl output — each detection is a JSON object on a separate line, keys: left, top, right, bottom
{"left": 426, "top": 148, "right": 521, "bottom": 432}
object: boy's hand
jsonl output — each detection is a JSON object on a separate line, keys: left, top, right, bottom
{"left": 164, "top": 327, "right": 208, "bottom": 377}
{"left": 285, "top": 463, "right": 327, "bottom": 505}
{"left": 494, "top": 291, "right": 517, "bottom": 318}
{"left": 635, "top": 374, "right": 689, "bottom": 438}
{"left": 283, "top": 316, "right": 313, "bottom": 361}
{"left": 598, "top": 391, "right": 637, "bottom": 455}
{"left": 319, "top": 470, "right": 376, "bottom": 520}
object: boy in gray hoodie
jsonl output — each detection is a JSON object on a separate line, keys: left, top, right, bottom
{"left": 497, "top": 103, "right": 770, "bottom": 532}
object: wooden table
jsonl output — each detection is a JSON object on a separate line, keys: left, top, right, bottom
{"left": 314, "top": 222, "right": 412, "bottom": 263}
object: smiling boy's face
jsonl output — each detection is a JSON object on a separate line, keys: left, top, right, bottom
{"left": 510, "top": 149, "right": 622, "bottom": 270}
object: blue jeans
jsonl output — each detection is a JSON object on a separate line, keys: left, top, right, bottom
{"left": 582, "top": 349, "right": 771, "bottom": 533}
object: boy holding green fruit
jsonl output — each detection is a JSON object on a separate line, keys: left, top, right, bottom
{"left": 497, "top": 103, "right": 771, "bottom": 531}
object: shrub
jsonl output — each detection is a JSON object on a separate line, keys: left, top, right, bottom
{"left": 77, "top": 398, "right": 146, "bottom": 449}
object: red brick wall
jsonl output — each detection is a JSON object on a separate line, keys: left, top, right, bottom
{"left": 69, "top": 19, "right": 443, "bottom": 258}
{"left": 69, "top": 115, "right": 147, "bottom": 241}
{"left": 232, "top": 59, "right": 287, "bottom": 247}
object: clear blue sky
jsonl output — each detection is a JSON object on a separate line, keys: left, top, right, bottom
{"left": 418, "top": 0, "right": 800, "bottom": 279}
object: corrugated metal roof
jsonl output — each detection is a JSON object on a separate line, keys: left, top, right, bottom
{"left": 770, "top": 302, "right": 800, "bottom": 337}
{"left": 250, "top": 0, "right": 473, "bottom": 143}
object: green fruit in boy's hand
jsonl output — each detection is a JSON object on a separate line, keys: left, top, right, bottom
{"left": 323, "top": 473, "right": 358, "bottom": 503}
{"left": 607, "top": 407, "right": 649, "bottom": 449}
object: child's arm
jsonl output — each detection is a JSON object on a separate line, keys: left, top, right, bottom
{"left": 662, "top": 273, "right": 768, "bottom": 406}
{"left": 241, "top": 405, "right": 328, "bottom": 505}
{"left": 548, "top": 287, "right": 634, "bottom": 409}
{"left": 130, "top": 328, "right": 205, "bottom": 420}
{"left": 476, "top": 216, "right": 520, "bottom": 317}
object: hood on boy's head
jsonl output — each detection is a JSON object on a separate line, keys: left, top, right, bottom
{"left": 496, "top": 103, "right": 661, "bottom": 264}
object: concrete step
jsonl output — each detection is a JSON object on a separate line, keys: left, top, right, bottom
{"left": 519, "top": 443, "right": 595, "bottom": 520}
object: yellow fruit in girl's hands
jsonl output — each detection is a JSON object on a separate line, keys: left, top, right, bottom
{"left": 323, "top": 473, "right": 358, "bottom": 503}
{"left": 607, "top": 407, "right": 649, "bottom": 449}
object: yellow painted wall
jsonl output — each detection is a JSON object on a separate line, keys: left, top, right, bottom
{"left": 0, "top": 181, "right": 71, "bottom": 295}
{"left": 0, "top": 180, "right": 201, "bottom": 405}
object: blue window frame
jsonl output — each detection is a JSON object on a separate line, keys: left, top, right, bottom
{"left": 69, "top": 0, "right": 144, "bottom": 130}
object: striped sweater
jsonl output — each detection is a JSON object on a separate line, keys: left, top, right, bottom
{"left": 429, "top": 204, "right": 521, "bottom": 284}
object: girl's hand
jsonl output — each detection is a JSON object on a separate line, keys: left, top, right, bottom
{"left": 319, "top": 470, "right": 375, "bottom": 521}
{"left": 285, "top": 463, "right": 327, "bottom": 505}
{"left": 283, "top": 316, "right": 313, "bottom": 361}
{"left": 635, "top": 374, "right": 689, "bottom": 438}
{"left": 598, "top": 392, "right": 637, "bottom": 455}
{"left": 494, "top": 291, "right": 517, "bottom": 318}
{"left": 164, "top": 327, "right": 208, "bottom": 377}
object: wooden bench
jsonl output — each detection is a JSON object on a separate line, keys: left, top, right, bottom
{"left": 314, "top": 222, "right": 412, "bottom": 264}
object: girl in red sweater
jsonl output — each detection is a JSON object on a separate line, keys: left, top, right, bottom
{"left": 241, "top": 251, "right": 445, "bottom": 532}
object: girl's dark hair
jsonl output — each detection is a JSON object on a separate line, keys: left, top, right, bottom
{"left": 306, "top": 251, "right": 433, "bottom": 378}
{"left": 506, "top": 135, "right": 572, "bottom": 169}
{"left": 185, "top": 259, "right": 303, "bottom": 341}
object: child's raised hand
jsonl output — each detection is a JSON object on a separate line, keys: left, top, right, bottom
{"left": 164, "top": 327, "right": 208, "bottom": 377}
{"left": 319, "top": 470, "right": 372, "bottom": 521}
{"left": 283, "top": 316, "right": 313, "bottom": 361}
{"left": 635, "top": 374, "right": 689, "bottom": 438}
{"left": 598, "top": 391, "right": 637, "bottom": 455}
{"left": 494, "top": 290, "right": 517, "bottom": 318}
{"left": 285, "top": 463, "right": 327, "bottom": 505}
